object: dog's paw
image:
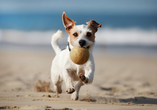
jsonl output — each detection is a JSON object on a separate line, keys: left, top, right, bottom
{"left": 71, "top": 92, "right": 78, "bottom": 100}
{"left": 79, "top": 74, "right": 88, "bottom": 84}
{"left": 66, "top": 88, "right": 75, "bottom": 94}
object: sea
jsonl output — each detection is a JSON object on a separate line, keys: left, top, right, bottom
{"left": 0, "top": 0, "right": 157, "bottom": 57}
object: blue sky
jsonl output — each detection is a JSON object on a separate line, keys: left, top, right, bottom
{"left": 0, "top": 0, "right": 157, "bottom": 14}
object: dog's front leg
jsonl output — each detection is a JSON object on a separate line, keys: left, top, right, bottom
{"left": 79, "top": 64, "right": 95, "bottom": 84}
{"left": 63, "top": 69, "right": 75, "bottom": 94}
{"left": 71, "top": 81, "right": 84, "bottom": 100}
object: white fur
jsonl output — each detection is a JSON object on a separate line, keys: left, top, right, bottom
{"left": 51, "top": 25, "right": 95, "bottom": 100}
{"left": 51, "top": 30, "right": 64, "bottom": 54}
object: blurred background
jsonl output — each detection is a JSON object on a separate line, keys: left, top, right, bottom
{"left": 0, "top": 0, "right": 157, "bottom": 57}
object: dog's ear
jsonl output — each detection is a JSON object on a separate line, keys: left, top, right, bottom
{"left": 87, "top": 20, "right": 101, "bottom": 32}
{"left": 62, "top": 12, "right": 76, "bottom": 32}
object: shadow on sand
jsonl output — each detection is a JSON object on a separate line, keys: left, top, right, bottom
{"left": 97, "top": 87, "right": 157, "bottom": 105}
{"left": 119, "top": 97, "right": 157, "bottom": 105}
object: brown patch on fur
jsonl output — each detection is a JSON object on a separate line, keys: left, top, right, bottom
{"left": 79, "top": 73, "right": 88, "bottom": 84}
{"left": 62, "top": 12, "right": 76, "bottom": 33}
{"left": 68, "top": 26, "right": 79, "bottom": 46}
{"left": 62, "top": 12, "right": 79, "bottom": 46}
{"left": 86, "top": 32, "right": 95, "bottom": 42}
{"left": 87, "top": 20, "right": 101, "bottom": 32}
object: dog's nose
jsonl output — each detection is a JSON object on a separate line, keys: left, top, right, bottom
{"left": 79, "top": 40, "right": 86, "bottom": 47}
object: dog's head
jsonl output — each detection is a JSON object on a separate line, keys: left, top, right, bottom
{"left": 62, "top": 12, "right": 101, "bottom": 52}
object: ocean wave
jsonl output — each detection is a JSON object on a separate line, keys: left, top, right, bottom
{"left": 96, "top": 28, "right": 157, "bottom": 45}
{"left": 0, "top": 28, "right": 157, "bottom": 46}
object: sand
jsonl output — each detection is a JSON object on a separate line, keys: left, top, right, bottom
{"left": 0, "top": 51, "right": 157, "bottom": 110}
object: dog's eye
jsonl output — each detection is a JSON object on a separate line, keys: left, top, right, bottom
{"left": 73, "top": 32, "right": 78, "bottom": 37}
{"left": 86, "top": 32, "right": 92, "bottom": 37}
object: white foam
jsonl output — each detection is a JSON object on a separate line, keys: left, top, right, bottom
{"left": 0, "top": 30, "right": 55, "bottom": 45}
{"left": 95, "top": 28, "right": 157, "bottom": 45}
{"left": 0, "top": 28, "right": 157, "bottom": 46}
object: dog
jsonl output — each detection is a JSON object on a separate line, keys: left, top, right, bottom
{"left": 51, "top": 12, "right": 101, "bottom": 100}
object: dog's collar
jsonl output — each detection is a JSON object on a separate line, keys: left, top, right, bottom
{"left": 68, "top": 43, "right": 71, "bottom": 51}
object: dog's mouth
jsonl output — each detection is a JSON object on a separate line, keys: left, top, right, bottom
{"left": 87, "top": 46, "right": 90, "bottom": 49}
{"left": 81, "top": 45, "right": 90, "bottom": 49}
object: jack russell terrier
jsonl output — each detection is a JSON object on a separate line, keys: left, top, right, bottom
{"left": 51, "top": 12, "right": 101, "bottom": 100}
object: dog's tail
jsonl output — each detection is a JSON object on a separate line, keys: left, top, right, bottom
{"left": 51, "top": 30, "right": 64, "bottom": 55}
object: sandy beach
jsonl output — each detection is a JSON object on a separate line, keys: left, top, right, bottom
{"left": 0, "top": 51, "right": 157, "bottom": 110}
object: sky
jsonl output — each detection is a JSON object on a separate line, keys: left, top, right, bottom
{"left": 0, "top": 0, "right": 157, "bottom": 14}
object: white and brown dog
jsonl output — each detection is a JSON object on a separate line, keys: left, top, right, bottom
{"left": 51, "top": 12, "right": 101, "bottom": 100}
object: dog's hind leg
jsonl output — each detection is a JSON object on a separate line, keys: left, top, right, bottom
{"left": 53, "top": 80, "right": 62, "bottom": 97}
{"left": 71, "top": 81, "right": 84, "bottom": 100}
{"left": 51, "top": 70, "right": 62, "bottom": 97}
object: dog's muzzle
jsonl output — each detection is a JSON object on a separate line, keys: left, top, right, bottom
{"left": 79, "top": 40, "right": 86, "bottom": 47}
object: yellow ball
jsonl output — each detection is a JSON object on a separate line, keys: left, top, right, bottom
{"left": 70, "top": 46, "right": 90, "bottom": 65}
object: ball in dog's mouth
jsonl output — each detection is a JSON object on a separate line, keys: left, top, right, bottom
{"left": 70, "top": 46, "right": 90, "bottom": 65}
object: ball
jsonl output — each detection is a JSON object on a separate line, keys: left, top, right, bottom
{"left": 70, "top": 46, "right": 90, "bottom": 65}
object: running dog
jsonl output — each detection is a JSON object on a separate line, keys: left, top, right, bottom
{"left": 51, "top": 12, "right": 101, "bottom": 100}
